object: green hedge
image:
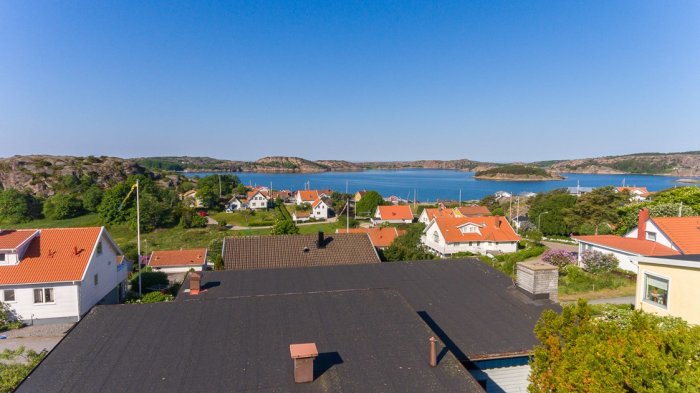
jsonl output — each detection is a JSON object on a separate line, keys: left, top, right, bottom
{"left": 493, "top": 245, "right": 547, "bottom": 277}
{"left": 277, "top": 205, "right": 292, "bottom": 221}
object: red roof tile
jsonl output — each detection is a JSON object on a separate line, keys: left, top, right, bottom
{"left": 0, "top": 230, "right": 38, "bottom": 250}
{"left": 651, "top": 216, "right": 700, "bottom": 254}
{"left": 336, "top": 227, "right": 405, "bottom": 248}
{"left": 423, "top": 208, "right": 458, "bottom": 221}
{"left": 376, "top": 205, "right": 414, "bottom": 221}
{"left": 148, "top": 249, "right": 207, "bottom": 268}
{"left": 616, "top": 187, "right": 650, "bottom": 196}
{"left": 456, "top": 205, "right": 491, "bottom": 217}
{"left": 433, "top": 216, "right": 520, "bottom": 243}
{"left": 0, "top": 227, "right": 104, "bottom": 285}
{"left": 573, "top": 235, "right": 679, "bottom": 256}
{"left": 296, "top": 190, "right": 320, "bottom": 202}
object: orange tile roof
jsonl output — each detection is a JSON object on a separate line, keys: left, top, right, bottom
{"left": 617, "top": 187, "right": 650, "bottom": 196}
{"left": 297, "top": 190, "right": 319, "bottom": 202}
{"left": 423, "top": 208, "right": 458, "bottom": 221}
{"left": 376, "top": 205, "right": 414, "bottom": 221}
{"left": 433, "top": 216, "right": 520, "bottom": 243}
{"left": 651, "top": 216, "right": 700, "bottom": 254}
{"left": 293, "top": 211, "right": 311, "bottom": 218}
{"left": 148, "top": 248, "right": 207, "bottom": 268}
{"left": 337, "top": 227, "right": 405, "bottom": 248}
{"left": 0, "top": 230, "right": 38, "bottom": 250}
{"left": 0, "top": 227, "right": 103, "bottom": 285}
{"left": 311, "top": 198, "right": 328, "bottom": 208}
{"left": 246, "top": 190, "right": 269, "bottom": 202}
{"left": 574, "top": 235, "right": 679, "bottom": 256}
{"left": 456, "top": 205, "right": 491, "bottom": 217}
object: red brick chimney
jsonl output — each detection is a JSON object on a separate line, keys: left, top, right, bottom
{"left": 637, "top": 208, "right": 650, "bottom": 240}
{"left": 189, "top": 272, "right": 201, "bottom": 296}
{"left": 290, "top": 343, "right": 318, "bottom": 383}
{"left": 429, "top": 336, "right": 437, "bottom": 367}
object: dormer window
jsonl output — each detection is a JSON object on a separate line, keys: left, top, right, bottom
{"left": 460, "top": 224, "right": 479, "bottom": 234}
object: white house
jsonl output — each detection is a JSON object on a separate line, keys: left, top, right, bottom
{"left": 0, "top": 227, "right": 128, "bottom": 325}
{"left": 573, "top": 209, "right": 699, "bottom": 272}
{"left": 292, "top": 211, "right": 311, "bottom": 223}
{"left": 421, "top": 216, "right": 520, "bottom": 257}
{"left": 225, "top": 196, "right": 247, "bottom": 212}
{"left": 181, "top": 189, "right": 203, "bottom": 208}
{"left": 147, "top": 248, "right": 208, "bottom": 274}
{"left": 372, "top": 205, "right": 414, "bottom": 226}
{"left": 616, "top": 187, "right": 650, "bottom": 202}
{"left": 418, "top": 207, "right": 458, "bottom": 225}
{"left": 295, "top": 190, "right": 320, "bottom": 205}
{"left": 311, "top": 198, "right": 332, "bottom": 220}
{"left": 246, "top": 190, "right": 269, "bottom": 210}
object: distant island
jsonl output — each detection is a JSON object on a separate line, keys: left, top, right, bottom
{"left": 474, "top": 165, "right": 564, "bottom": 181}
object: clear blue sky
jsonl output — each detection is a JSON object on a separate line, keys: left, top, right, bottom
{"left": 1, "top": 1, "right": 699, "bottom": 162}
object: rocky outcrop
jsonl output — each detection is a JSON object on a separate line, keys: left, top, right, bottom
{"left": 549, "top": 152, "right": 700, "bottom": 176}
{"left": 0, "top": 155, "right": 151, "bottom": 197}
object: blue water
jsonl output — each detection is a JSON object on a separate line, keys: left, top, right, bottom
{"left": 184, "top": 170, "right": 688, "bottom": 202}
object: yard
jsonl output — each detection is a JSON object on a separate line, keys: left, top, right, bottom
{"left": 209, "top": 209, "right": 279, "bottom": 227}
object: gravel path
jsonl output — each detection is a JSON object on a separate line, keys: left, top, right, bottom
{"left": 0, "top": 323, "right": 74, "bottom": 353}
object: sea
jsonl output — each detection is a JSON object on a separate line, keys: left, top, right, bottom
{"left": 184, "top": 169, "right": 691, "bottom": 202}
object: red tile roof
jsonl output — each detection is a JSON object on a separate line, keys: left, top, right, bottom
{"left": 376, "top": 205, "right": 414, "bottom": 221}
{"left": 0, "top": 227, "right": 104, "bottom": 285}
{"left": 422, "top": 208, "right": 458, "bottom": 221}
{"left": 456, "top": 205, "right": 491, "bottom": 217}
{"left": 651, "top": 216, "right": 700, "bottom": 254}
{"left": 296, "top": 190, "right": 320, "bottom": 202}
{"left": 293, "top": 211, "right": 311, "bottom": 218}
{"left": 0, "top": 230, "right": 38, "bottom": 250}
{"left": 432, "top": 216, "right": 520, "bottom": 243}
{"left": 616, "top": 187, "right": 650, "bottom": 196}
{"left": 336, "top": 227, "right": 405, "bottom": 248}
{"left": 148, "top": 248, "right": 207, "bottom": 268}
{"left": 574, "top": 235, "right": 680, "bottom": 256}
{"left": 311, "top": 198, "right": 328, "bottom": 209}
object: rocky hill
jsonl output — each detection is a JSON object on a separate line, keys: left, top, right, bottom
{"left": 548, "top": 152, "right": 700, "bottom": 176}
{"left": 474, "top": 165, "right": 564, "bottom": 181}
{"left": 358, "top": 159, "right": 494, "bottom": 171}
{"left": 0, "top": 155, "right": 153, "bottom": 197}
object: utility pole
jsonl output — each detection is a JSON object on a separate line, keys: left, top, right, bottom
{"left": 509, "top": 195, "right": 513, "bottom": 223}
{"left": 346, "top": 180, "right": 348, "bottom": 194}
{"left": 413, "top": 188, "right": 417, "bottom": 210}
{"left": 515, "top": 196, "right": 520, "bottom": 233}
{"left": 347, "top": 198, "right": 350, "bottom": 232}
{"left": 679, "top": 201, "right": 683, "bottom": 217}
{"left": 459, "top": 189, "right": 462, "bottom": 206}
{"left": 136, "top": 179, "right": 142, "bottom": 297}
{"left": 218, "top": 174, "right": 222, "bottom": 198}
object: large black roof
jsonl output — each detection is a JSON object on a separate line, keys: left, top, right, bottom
{"left": 178, "top": 259, "right": 558, "bottom": 360}
{"left": 18, "top": 289, "right": 483, "bottom": 393}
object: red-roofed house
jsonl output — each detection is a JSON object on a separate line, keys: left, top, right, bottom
{"left": 0, "top": 227, "right": 127, "bottom": 325}
{"left": 246, "top": 190, "right": 270, "bottom": 210}
{"left": 418, "top": 207, "right": 459, "bottom": 225}
{"left": 573, "top": 209, "right": 700, "bottom": 272}
{"left": 311, "top": 198, "right": 332, "bottom": 219}
{"left": 616, "top": 187, "right": 651, "bottom": 202}
{"left": 148, "top": 248, "right": 208, "bottom": 274}
{"left": 295, "top": 190, "right": 320, "bottom": 205}
{"left": 422, "top": 216, "right": 520, "bottom": 256}
{"left": 336, "top": 227, "right": 406, "bottom": 250}
{"left": 456, "top": 205, "right": 492, "bottom": 217}
{"left": 372, "top": 205, "right": 414, "bottom": 226}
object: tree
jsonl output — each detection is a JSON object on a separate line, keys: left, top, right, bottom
{"left": 195, "top": 174, "right": 240, "bottom": 209}
{"left": 651, "top": 186, "right": 700, "bottom": 211}
{"left": 383, "top": 223, "right": 435, "bottom": 261}
{"left": 0, "top": 189, "right": 39, "bottom": 224}
{"left": 355, "top": 190, "right": 384, "bottom": 217}
{"left": 42, "top": 194, "right": 83, "bottom": 220}
{"left": 565, "top": 186, "right": 628, "bottom": 235}
{"left": 1, "top": 347, "right": 46, "bottom": 393}
{"left": 82, "top": 186, "right": 104, "bottom": 212}
{"left": 98, "top": 182, "right": 132, "bottom": 224}
{"left": 529, "top": 300, "right": 700, "bottom": 392}
{"left": 329, "top": 191, "right": 352, "bottom": 212}
{"left": 129, "top": 271, "right": 169, "bottom": 294}
{"left": 179, "top": 209, "right": 207, "bottom": 228}
{"left": 616, "top": 201, "right": 697, "bottom": 235}
{"left": 271, "top": 218, "right": 299, "bottom": 235}
{"left": 528, "top": 189, "right": 577, "bottom": 236}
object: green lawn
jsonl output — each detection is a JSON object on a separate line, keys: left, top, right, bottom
{"left": 3, "top": 213, "right": 103, "bottom": 229}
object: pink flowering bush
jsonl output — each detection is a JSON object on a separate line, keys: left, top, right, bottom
{"left": 541, "top": 249, "right": 576, "bottom": 269}
{"left": 580, "top": 250, "right": 619, "bottom": 273}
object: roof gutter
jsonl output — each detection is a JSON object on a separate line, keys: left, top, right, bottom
{"left": 468, "top": 349, "right": 533, "bottom": 361}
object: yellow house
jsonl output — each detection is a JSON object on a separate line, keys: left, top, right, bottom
{"left": 636, "top": 254, "right": 700, "bottom": 325}
{"left": 354, "top": 190, "right": 367, "bottom": 202}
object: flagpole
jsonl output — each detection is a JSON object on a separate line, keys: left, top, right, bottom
{"left": 136, "top": 179, "right": 141, "bottom": 297}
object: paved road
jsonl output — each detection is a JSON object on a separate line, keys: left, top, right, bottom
{"left": 0, "top": 323, "right": 73, "bottom": 353}
{"left": 542, "top": 240, "right": 578, "bottom": 253}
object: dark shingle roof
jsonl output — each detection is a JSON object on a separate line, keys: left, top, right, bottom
{"left": 223, "top": 233, "right": 380, "bottom": 270}
{"left": 179, "top": 259, "right": 558, "bottom": 360}
{"left": 18, "top": 289, "right": 484, "bottom": 393}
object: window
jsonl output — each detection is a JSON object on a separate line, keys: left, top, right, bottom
{"left": 94, "top": 274, "right": 99, "bottom": 286}
{"left": 645, "top": 231, "right": 656, "bottom": 242}
{"left": 432, "top": 231, "right": 440, "bottom": 243}
{"left": 3, "top": 289, "right": 15, "bottom": 302}
{"left": 644, "top": 274, "right": 668, "bottom": 309}
{"left": 96, "top": 241, "right": 103, "bottom": 254}
{"left": 33, "top": 288, "right": 54, "bottom": 304}
{"left": 0, "top": 253, "right": 5, "bottom": 262}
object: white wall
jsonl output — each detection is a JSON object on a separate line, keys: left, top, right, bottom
{"left": 78, "top": 232, "right": 128, "bottom": 316}
{"left": 312, "top": 203, "right": 328, "bottom": 219}
{"left": 624, "top": 220, "right": 676, "bottom": 251}
{"left": 422, "top": 223, "right": 518, "bottom": 256}
{"left": 153, "top": 265, "right": 204, "bottom": 274}
{"left": 0, "top": 283, "right": 80, "bottom": 323}
{"left": 577, "top": 242, "right": 638, "bottom": 272}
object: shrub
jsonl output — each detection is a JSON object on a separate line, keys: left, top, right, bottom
{"left": 0, "top": 347, "right": 46, "bottom": 393}
{"left": 42, "top": 194, "right": 83, "bottom": 220}
{"left": 580, "top": 250, "right": 618, "bottom": 273}
{"left": 130, "top": 291, "right": 173, "bottom": 304}
{"left": 0, "top": 302, "right": 23, "bottom": 331}
{"left": 494, "top": 244, "right": 547, "bottom": 276}
{"left": 129, "top": 271, "right": 169, "bottom": 293}
{"left": 541, "top": 249, "right": 576, "bottom": 269}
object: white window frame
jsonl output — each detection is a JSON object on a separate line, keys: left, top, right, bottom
{"left": 3, "top": 289, "right": 16, "bottom": 302}
{"left": 645, "top": 231, "right": 656, "bottom": 242}
{"left": 33, "top": 288, "right": 55, "bottom": 304}
{"left": 642, "top": 272, "right": 670, "bottom": 310}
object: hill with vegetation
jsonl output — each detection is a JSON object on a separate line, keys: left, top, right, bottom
{"left": 548, "top": 151, "right": 700, "bottom": 176}
{"left": 474, "top": 165, "right": 564, "bottom": 181}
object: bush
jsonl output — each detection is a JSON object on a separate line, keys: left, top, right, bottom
{"left": 580, "top": 250, "right": 618, "bottom": 273}
{"left": 180, "top": 209, "right": 208, "bottom": 228}
{"left": 494, "top": 244, "right": 547, "bottom": 276}
{"left": 541, "top": 249, "right": 576, "bottom": 269}
{"left": 127, "top": 291, "right": 174, "bottom": 304}
{"left": 129, "top": 271, "right": 169, "bottom": 293}
{"left": 0, "top": 347, "right": 46, "bottom": 393}
{"left": 0, "top": 302, "right": 22, "bottom": 331}
{"left": 42, "top": 194, "right": 83, "bottom": 220}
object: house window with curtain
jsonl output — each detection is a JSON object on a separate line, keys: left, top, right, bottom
{"left": 644, "top": 274, "right": 668, "bottom": 309}
{"left": 33, "top": 288, "right": 55, "bottom": 304}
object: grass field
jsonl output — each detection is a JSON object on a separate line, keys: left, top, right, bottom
{"left": 209, "top": 209, "right": 279, "bottom": 227}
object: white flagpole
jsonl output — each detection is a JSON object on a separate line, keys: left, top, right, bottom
{"left": 136, "top": 180, "right": 141, "bottom": 297}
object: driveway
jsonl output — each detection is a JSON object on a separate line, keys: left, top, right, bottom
{"left": 542, "top": 240, "right": 578, "bottom": 253}
{"left": 0, "top": 323, "right": 74, "bottom": 353}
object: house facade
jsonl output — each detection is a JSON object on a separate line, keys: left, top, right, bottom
{"left": 422, "top": 216, "right": 520, "bottom": 256}
{"left": 0, "top": 227, "right": 128, "bottom": 325}
{"left": 372, "top": 205, "right": 414, "bottom": 226}
{"left": 246, "top": 190, "right": 269, "bottom": 210}
{"left": 617, "top": 186, "right": 650, "bottom": 202}
{"left": 573, "top": 209, "right": 698, "bottom": 272}
{"left": 336, "top": 227, "right": 405, "bottom": 250}
{"left": 295, "top": 190, "right": 319, "bottom": 205}
{"left": 311, "top": 198, "right": 332, "bottom": 219}
{"left": 418, "top": 207, "right": 458, "bottom": 225}
{"left": 225, "top": 197, "right": 247, "bottom": 212}
{"left": 635, "top": 254, "right": 700, "bottom": 325}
